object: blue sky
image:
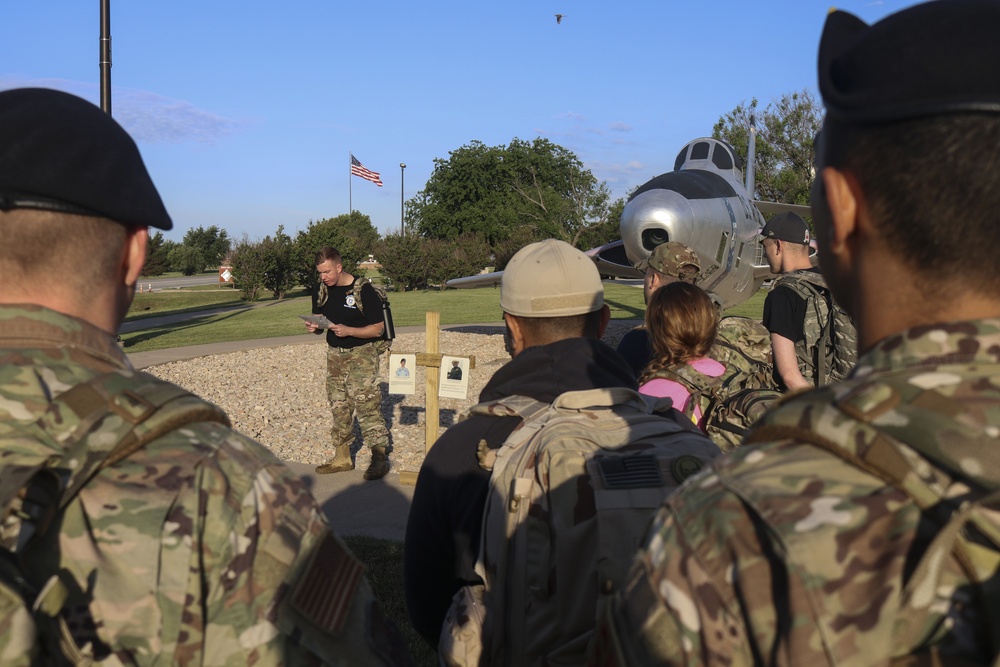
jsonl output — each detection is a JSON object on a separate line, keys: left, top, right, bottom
{"left": 2, "top": 0, "right": 904, "bottom": 242}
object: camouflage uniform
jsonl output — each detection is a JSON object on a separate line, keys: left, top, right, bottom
{"left": 594, "top": 319, "right": 1000, "bottom": 666}
{"left": 0, "top": 304, "right": 404, "bottom": 666}
{"left": 327, "top": 344, "right": 389, "bottom": 450}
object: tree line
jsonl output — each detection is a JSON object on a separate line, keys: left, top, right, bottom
{"left": 145, "top": 90, "right": 820, "bottom": 302}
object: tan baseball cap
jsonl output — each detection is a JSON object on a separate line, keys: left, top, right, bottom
{"left": 641, "top": 242, "right": 701, "bottom": 281}
{"left": 500, "top": 239, "right": 604, "bottom": 317}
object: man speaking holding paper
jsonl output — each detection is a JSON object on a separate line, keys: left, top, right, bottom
{"left": 304, "top": 246, "right": 391, "bottom": 480}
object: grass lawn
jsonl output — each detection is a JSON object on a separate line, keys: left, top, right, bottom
{"left": 122, "top": 281, "right": 767, "bottom": 353}
{"left": 342, "top": 536, "right": 438, "bottom": 667}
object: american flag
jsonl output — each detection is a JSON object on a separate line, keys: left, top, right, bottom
{"left": 350, "top": 154, "right": 383, "bottom": 187}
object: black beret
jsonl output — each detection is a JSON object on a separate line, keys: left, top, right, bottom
{"left": 0, "top": 88, "right": 172, "bottom": 230}
{"left": 819, "top": 0, "right": 1000, "bottom": 124}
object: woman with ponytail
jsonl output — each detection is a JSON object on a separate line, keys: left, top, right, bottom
{"left": 638, "top": 281, "right": 727, "bottom": 429}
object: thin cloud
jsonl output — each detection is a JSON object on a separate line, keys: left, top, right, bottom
{"left": 556, "top": 111, "right": 586, "bottom": 121}
{"left": 0, "top": 76, "right": 244, "bottom": 145}
{"left": 610, "top": 121, "right": 632, "bottom": 132}
{"left": 114, "top": 89, "right": 243, "bottom": 144}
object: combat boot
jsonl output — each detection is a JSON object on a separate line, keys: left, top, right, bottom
{"left": 315, "top": 444, "right": 354, "bottom": 474}
{"left": 363, "top": 446, "right": 390, "bottom": 481}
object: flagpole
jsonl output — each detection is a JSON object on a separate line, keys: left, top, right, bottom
{"left": 349, "top": 152, "right": 352, "bottom": 216}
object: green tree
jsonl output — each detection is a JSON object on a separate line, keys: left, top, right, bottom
{"left": 492, "top": 225, "right": 544, "bottom": 271}
{"left": 375, "top": 233, "right": 428, "bottom": 291}
{"left": 425, "top": 233, "right": 492, "bottom": 288}
{"left": 573, "top": 195, "right": 626, "bottom": 252}
{"left": 712, "top": 89, "right": 822, "bottom": 208}
{"left": 409, "top": 138, "right": 612, "bottom": 250}
{"left": 141, "top": 231, "right": 171, "bottom": 276}
{"left": 229, "top": 236, "right": 267, "bottom": 302}
{"left": 182, "top": 225, "right": 231, "bottom": 272}
{"left": 168, "top": 244, "right": 205, "bottom": 277}
{"left": 376, "top": 232, "right": 491, "bottom": 291}
{"left": 260, "top": 225, "right": 295, "bottom": 299}
{"left": 292, "top": 212, "right": 381, "bottom": 291}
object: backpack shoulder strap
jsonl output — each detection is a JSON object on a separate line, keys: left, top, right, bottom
{"left": 647, "top": 364, "right": 722, "bottom": 420}
{"left": 4, "top": 369, "right": 232, "bottom": 655}
{"left": 469, "top": 395, "right": 552, "bottom": 473}
{"left": 745, "top": 376, "right": 1000, "bottom": 659}
{"left": 775, "top": 269, "right": 828, "bottom": 291}
{"left": 351, "top": 279, "right": 366, "bottom": 315}
{"left": 41, "top": 369, "right": 231, "bottom": 506}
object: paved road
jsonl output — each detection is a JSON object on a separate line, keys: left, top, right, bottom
{"left": 143, "top": 274, "right": 229, "bottom": 290}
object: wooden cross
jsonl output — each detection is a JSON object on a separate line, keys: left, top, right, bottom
{"left": 398, "top": 311, "right": 475, "bottom": 486}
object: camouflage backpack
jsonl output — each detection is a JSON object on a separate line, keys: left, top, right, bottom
{"left": 352, "top": 279, "right": 394, "bottom": 353}
{"left": 711, "top": 316, "right": 780, "bottom": 392}
{"left": 0, "top": 370, "right": 228, "bottom": 666}
{"left": 438, "top": 388, "right": 720, "bottom": 667}
{"left": 773, "top": 270, "right": 858, "bottom": 386}
{"left": 649, "top": 363, "right": 781, "bottom": 452}
{"left": 745, "top": 370, "right": 1000, "bottom": 665}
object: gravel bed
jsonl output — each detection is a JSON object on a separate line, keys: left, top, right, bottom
{"left": 146, "top": 322, "right": 637, "bottom": 475}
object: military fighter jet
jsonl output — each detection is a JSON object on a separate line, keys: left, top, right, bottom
{"left": 446, "top": 127, "right": 809, "bottom": 309}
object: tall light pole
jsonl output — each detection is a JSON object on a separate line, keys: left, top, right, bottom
{"left": 100, "top": 0, "right": 112, "bottom": 114}
{"left": 399, "top": 163, "right": 406, "bottom": 235}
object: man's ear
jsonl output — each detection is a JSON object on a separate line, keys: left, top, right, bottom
{"left": 820, "top": 167, "right": 859, "bottom": 254}
{"left": 596, "top": 304, "right": 610, "bottom": 339}
{"left": 504, "top": 313, "right": 526, "bottom": 357}
{"left": 123, "top": 226, "right": 149, "bottom": 287}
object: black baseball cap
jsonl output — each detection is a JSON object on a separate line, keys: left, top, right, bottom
{"left": 761, "top": 212, "right": 810, "bottom": 244}
{"left": 819, "top": 0, "right": 1000, "bottom": 124}
{"left": 0, "top": 88, "right": 172, "bottom": 230}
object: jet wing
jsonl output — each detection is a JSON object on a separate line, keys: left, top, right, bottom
{"left": 586, "top": 240, "right": 644, "bottom": 280}
{"left": 444, "top": 239, "right": 643, "bottom": 289}
{"left": 445, "top": 270, "right": 503, "bottom": 289}
{"left": 753, "top": 201, "right": 812, "bottom": 217}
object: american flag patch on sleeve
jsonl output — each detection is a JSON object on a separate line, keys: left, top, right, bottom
{"left": 290, "top": 531, "right": 366, "bottom": 635}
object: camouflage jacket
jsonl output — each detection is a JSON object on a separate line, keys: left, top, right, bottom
{"left": 594, "top": 318, "right": 1000, "bottom": 666}
{"left": 0, "top": 305, "right": 401, "bottom": 666}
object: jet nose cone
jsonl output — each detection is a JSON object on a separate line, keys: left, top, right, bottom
{"left": 620, "top": 187, "right": 695, "bottom": 268}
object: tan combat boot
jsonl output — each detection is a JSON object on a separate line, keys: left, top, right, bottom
{"left": 363, "top": 446, "right": 390, "bottom": 481}
{"left": 315, "top": 443, "right": 354, "bottom": 474}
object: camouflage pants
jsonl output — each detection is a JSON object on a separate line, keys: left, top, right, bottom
{"left": 326, "top": 344, "right": 389, "bottom": 451}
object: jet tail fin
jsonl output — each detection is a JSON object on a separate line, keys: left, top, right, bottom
{"left": 746, "top": 114, "right": 756, "bottom": 198}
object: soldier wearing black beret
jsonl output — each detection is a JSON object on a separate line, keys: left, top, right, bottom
{"left": 596, "top": 2, "right": 1000, "bottom": 664}
{"left": 0, "top": 89, "right": 408, "bottom": 665}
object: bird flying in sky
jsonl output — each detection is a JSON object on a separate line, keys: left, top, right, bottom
{"left": 555, "top": 13, "right": 566, "bottom": 24}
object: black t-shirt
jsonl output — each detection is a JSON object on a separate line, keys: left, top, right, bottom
{"left": 762, "top": 268, "right": 823, "bottom": 343}
{"left": 311, "top": 278, "right": 383, "bottom": 349}
{"left": 615, "top": 328, "right": 653, "bottom": 378}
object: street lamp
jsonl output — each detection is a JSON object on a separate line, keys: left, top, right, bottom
{"left": 100, "top": 0, "right": 112, "bottom": 114}
{"left": 400, "top": 163, "right": 406, "bottom": 236}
